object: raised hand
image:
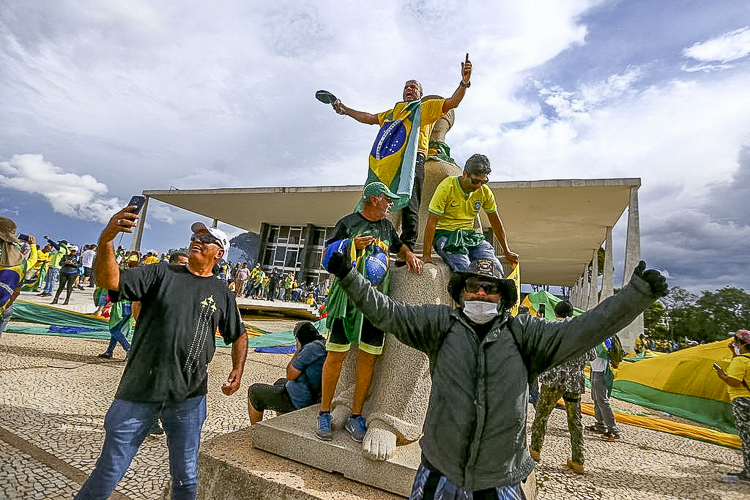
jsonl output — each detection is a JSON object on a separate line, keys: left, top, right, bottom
{"left": 632, "top": 261, "right": 669, "bottom": 297}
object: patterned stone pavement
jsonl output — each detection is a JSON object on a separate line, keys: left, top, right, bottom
{"left": 1, "top": 289, "right": 749, "bottom": 499}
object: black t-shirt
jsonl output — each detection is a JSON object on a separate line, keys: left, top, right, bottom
{"left": 115, "top": 263, "right": 244, "bottom": 403}
{"left": 326, "top": 212, "right": 403, "bottom": 254}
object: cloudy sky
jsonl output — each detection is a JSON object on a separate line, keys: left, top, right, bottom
{"left": 1, "top": 0, "right": 749, "bottom": 293}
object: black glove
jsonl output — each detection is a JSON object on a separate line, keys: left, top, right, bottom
{"left": 326, "top": 252, "right": 352, "bottom": 280}
{"left": 632, "top": 260, "right": 669, "bottom": 297}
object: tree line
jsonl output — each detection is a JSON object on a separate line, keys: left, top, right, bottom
{"left": 643, "top": 286, "right": 750, "bottom": 343}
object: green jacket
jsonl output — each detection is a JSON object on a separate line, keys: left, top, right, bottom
{"left": 338, "top": 270, "right": 657, "bottom": 490}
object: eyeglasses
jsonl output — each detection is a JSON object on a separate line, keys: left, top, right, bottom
{"left": 191, "top": 233, "right": 221, "bottom": 247}
{"left": 465, "top": 278, "right": 501, "bottom": 294}
{"left": 468, "top": 176, "right": 488, "bottom": 185}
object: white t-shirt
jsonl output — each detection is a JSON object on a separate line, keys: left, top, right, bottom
{"left": 590, "top": 355, "right": 607, "bottom": 373}
{"left": 81, "top": 249, "right": 97, "bottom": 268}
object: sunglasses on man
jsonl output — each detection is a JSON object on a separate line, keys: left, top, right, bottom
{"left": 468, "top": 176, "right": 488, "bottom": 186}
{"left": 464, "top": 277, "right": 501, "bottom": 295}
{"left": 191, "top": 233, "right": 221, "bottom": 247}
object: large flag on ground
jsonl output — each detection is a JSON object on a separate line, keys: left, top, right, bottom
{"left": 366, "top": 99, "right": 422, "bottom": 211}
{"left": 612, "top": 339, "right": 737, "bottom": 433}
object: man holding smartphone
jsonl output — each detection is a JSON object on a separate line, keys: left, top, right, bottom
{"left": 75, "top": 204, "right": 247, "bottom": 500}
{"left": 715, "top": 330, "right": 750, "bottom": 484}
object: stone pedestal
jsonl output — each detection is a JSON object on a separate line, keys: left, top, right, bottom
{"left": 253, "top": 406, "right": 421, "bottom": 497}
{"left": 191, "top": 424, "right": 403, "bottom": 500}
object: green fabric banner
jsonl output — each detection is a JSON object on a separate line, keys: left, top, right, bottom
{"left": 7, "top": 300, "right": 327, "bottom": 349}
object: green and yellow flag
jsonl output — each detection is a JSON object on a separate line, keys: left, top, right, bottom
{"left": 366, "top": 100, "right": 422, "bottom": 211}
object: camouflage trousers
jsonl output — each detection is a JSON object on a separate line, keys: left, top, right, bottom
{"left": 530, "top": 385, "right": 584, "bottom": 464}
{"left": 732, "top": 397, "right": 750, "bottom": 473}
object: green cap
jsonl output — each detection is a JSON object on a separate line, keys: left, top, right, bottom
{"left": 362, "top": 182, "right": 400, "bottom": 201}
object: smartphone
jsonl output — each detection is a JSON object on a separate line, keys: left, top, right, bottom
{"left": 713, "top": 363, "right": 721, "bottom": 371}
{"left": 127, "top": 195, "right": 146, "bottom": 215}
{"left": 17, "top": 233, "right": 30, "bottom": 241}
{"left": 537, "top": 303, "right": 546, "bottom": 317}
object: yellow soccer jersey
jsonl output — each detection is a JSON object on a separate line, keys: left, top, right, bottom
{"left": 429, "top": 176, "right": 497, "bottom": 231}
{"left": 377, "top": 98, "right": 445, "bottom": 153}
{"left": 726, "top": 355, "right": 750, "bottom": 400}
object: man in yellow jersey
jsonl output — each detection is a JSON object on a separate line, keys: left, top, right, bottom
{"left": 331, "top": 55, "right": 473, "bottom": 251}
{"left": 423, "top": 153, "right": 518, "bottom": 272}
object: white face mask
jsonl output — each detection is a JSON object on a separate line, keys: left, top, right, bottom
{"left": 463, "top": 300, "right": 499, "bottom": 324}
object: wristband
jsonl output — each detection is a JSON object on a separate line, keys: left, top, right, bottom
{"left": 460, "top": 81, "right": 471, "bottom": 88}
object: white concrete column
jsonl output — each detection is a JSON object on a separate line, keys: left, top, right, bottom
{"left": 622, "top": 186, "right": 642, "bottom": 286}
{"left": 576, "top": 275, "right": 588, "bottom": 311}
{"left": 587, "top": 248, "right": 599, "bottom": 309}
{"left": 130, "top": 195, "right": 150, "bottom": 252}
{"left": 619, "top": 186, "right": 643, "bottom": 352}
{"left": 601, "top": 227, "right": 614, "bottom": 300}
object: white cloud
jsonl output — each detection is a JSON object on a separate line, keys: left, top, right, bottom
{"left": 683, "top": 26, "right": 750, "bottom": 64}
{"left": 0, "top": 154, "right": 120, "bottom": 223}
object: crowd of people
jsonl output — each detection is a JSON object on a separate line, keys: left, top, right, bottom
{"left": 230, "top": 262, "right": 323, "bottom": 305}
{"left": 1, "top": 54, "right": 746, "bottom": 499}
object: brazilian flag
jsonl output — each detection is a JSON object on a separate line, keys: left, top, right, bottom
{"left": 365, "top": 99, "right": 422, "bottom": 211}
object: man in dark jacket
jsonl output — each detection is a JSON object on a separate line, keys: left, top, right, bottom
{"left": 324, "top": 253, "right": 667, "bottom": 499}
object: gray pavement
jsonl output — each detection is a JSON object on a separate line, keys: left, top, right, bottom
{"left": 1, "top": 288, "right": 749, "bottom": 499}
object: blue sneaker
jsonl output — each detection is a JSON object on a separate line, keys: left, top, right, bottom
{"left": 345, "top": 415, "right": 367, "bottom": 443}
{"left": 315, "top": 413, "right": 333, "bottom": 441}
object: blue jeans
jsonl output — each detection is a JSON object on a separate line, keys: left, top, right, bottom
{"left": 0, "top": 304, "right": 12, "bottom": 340}
{"left": 433, "top": 236, "right": 502, "bottom": 273}
{"left": 43, "top": 267, "right": 60, "bottom": 294}
{"left": 105, "top": 318, "right": 131, "bottom": 356}
{"left": 75, "top": 395, "right": 207, "bottom": 500}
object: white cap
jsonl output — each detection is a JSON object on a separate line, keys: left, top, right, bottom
{"left": 190, "top": 222, "right": 230, "bottom": 251}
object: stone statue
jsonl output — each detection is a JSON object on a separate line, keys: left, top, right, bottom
{"left": 330, "top": 109, "right": 464, "bottom": 461}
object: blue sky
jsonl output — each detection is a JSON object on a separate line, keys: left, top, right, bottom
{"left": 1, "top": 0, "right": 749, "bottom": 292}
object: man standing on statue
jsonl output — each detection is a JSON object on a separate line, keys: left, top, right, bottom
{"left": 330, "top": 54, "right": 473, "bottom": 252}
{"left": 315, "top": 182, "right": 422, "bottom": 443}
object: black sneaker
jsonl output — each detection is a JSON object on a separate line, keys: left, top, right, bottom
{"left": 585, "top": 424, "right": 605, "bottom": 434}
{"left": 601, "top": 432, "right": 621, "bottom": 442}
{"left": 97, "top": 352, "right": 112, "bottom": 359}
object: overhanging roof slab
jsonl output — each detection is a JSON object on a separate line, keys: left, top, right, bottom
{"left": 144, "top": 178, "right": 639, "bottom": 287}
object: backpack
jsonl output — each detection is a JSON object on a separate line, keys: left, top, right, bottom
{"left": 604, "top": 335, "right": 625, "bottom": 366}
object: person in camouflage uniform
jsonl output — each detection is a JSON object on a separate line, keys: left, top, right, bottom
{"left": 529, "top": 300, "right": 596, "bottom": 474}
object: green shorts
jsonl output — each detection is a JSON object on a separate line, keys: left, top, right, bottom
{"left": 326, "top": 317, "right": 384, "bottom": 356}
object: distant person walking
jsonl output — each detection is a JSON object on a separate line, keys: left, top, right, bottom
{"left": 530, "top": 301, "right": 595, "bottom": 474}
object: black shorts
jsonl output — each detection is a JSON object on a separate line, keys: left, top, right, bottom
{"left": 326, "top": 317, "right": 385, "bottom": 355}
{"left": 83, "top": 267, "right": 93, "bottom": 277}
{"left": 247, "top": 378, "right": 296, "bottom": 414}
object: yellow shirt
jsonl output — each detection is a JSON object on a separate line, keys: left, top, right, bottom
{"left": 33, "top": 250, "right": 50, "bottom": 270}
{"left": 144, "top": 256, "right": 160, "bottom": 265}
{"left": 377, "top": 98, "right": 446, "bottom": 153}
{"left": 726, "top": 355, "right": 750, "bottom": 400}
{"left": 429, "top": 176, "right": 498, "bottom": 231}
